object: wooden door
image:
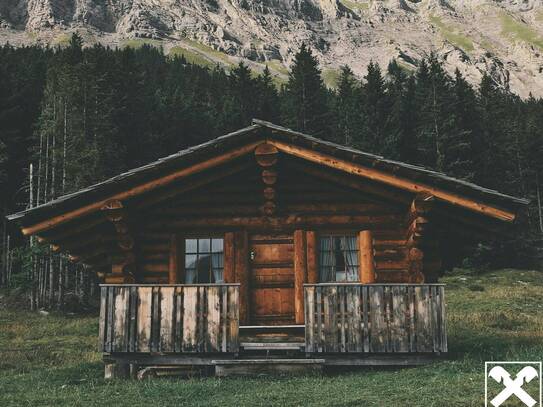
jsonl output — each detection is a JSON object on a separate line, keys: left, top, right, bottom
{"left": 249, "top": 234, "right": 295, "bottom": 325}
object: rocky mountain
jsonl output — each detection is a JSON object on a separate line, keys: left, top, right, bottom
{"left": 1, "top": 0, "right": 542, "bottom": 97}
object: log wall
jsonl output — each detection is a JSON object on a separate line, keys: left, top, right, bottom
{"left": 99, "top": 284, "right": 239, "bottom": 353}
{"left": 304, "top": 284, "right": 447, "bottom": 353}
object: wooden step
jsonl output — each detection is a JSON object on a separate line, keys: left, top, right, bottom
{"left": 213, "top": 358, "right": 324, "bottom": 377}
{"left": 240, "top": 342, "right": 305, "bottom": 351}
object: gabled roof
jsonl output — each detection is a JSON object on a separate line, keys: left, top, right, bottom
{"left": 8, "top": 119, "right": 528, "bottom": 235}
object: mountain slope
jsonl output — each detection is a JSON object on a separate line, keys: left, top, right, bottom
{"left": 1, "top": 0, "right": 542, "bottom": 96}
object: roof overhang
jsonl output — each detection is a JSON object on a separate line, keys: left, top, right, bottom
{"left": 7, "top": 119, "right": 528, "bottom": 237}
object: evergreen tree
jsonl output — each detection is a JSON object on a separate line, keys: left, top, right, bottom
{"left": 281, "top": 43, "right": 330, "bottom": 136}
{"left": 333, "top": 65, "right": 360, "bottom": 145}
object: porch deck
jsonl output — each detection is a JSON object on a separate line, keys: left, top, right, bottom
{"left": 99, "top": 283, "right": 447, "bottom": 377}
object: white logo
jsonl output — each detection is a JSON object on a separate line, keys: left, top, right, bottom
{"left": 485, "top": 362, "right": 542, "bottom": 407}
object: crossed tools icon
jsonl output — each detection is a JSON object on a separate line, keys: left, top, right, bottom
{"left": 488, "top": 365, "right": 540, "bottom": 407}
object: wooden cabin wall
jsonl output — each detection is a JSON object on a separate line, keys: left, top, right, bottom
{"left": 131, "top": 160, "right": 444, "bottom": 289}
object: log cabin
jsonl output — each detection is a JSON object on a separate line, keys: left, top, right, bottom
{"left": 7, "top": 119, "right": 528, "bottom": 377}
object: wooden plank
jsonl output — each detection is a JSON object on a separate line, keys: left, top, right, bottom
{"left": 137, "top": 287, "right": 152, "bottom": 352}
{"left": 359, "top": 230, "right": 376, "bottom": 283}
{"left": 408, "top": 285, "right": 416, "bottom": 353}
{"left": 431, "top": 285, "right": 439, "bottom": 353}
{"left": 129, "top": 286, "right": 137, "bottom": 353}
{"left": 159, "top": 287, "right": 175, "bottom": 352}
{"left": 439, "top": 286, "right": 448, "bottom": 353}
{"left": 182, "top": 287, "right": 198, "bottom": 352}
{"left": 339, "top": 286, "right": 346, "bottom": 352}
{"left": 206, "top": 286, "right": 220, "bottom": 352}
{"left": 198, "top": 286, "right": 205, "bottom": 353}
{"left": 305, "top": 231, "right": 318, "bottom": 284}
{"left": 223, "top": 232, "right": 235, "bottom": 283}
{"left": 323, "top": 286, "right": 338, "bottom": 352}
{"left": 268, "top": 139, "right": 517, "bottom": 222}
{"left": 22, "top": 141, "right": 263, "bottom": 235}
{"left": 147, "top": 214, "right": 403, "bottom": 230}
{"left": 106, "top": 287, "right": 115, "bottom": 353}
{"left": 221, "top": 286, "right": 228, "bottom": 352}
{"left": 98, "top": 286, "right": 107, "bottom": 352}
{"left": 369, "top": 286, "right": 386, "bottom": 352}
{"left": 391, "top": 286, "right": 408, "bottom": 352}
{"left": 151, "top": 287, "right": 160, "bottom": 352}
{"left": 174, "top": 286, "right": 183, "bottom": 353}
{"left": 113, "top": 287, "right": 129, "bottom": 352}
{"left": 234, "top": 231, "right": 249, "bottom": 324}
{"left": 304, "top": 286, "right": 315, "bottom": 353}
{"left": 316, "top": 286, "right": 323, "bottom": 353}
{"left": 227, "top": 286, "right": 239, "bottom": 352}
{"left": 362, "top": 285, "right": 370, "bottom": 352}
{"left": 415, "top": 286, "right": 432, "bottom": 352}
{"left": 352, "top": 285, "right": 363, "bottom": 352}
{"left": 293, "top": 230, "right": 307, "bottom": 324}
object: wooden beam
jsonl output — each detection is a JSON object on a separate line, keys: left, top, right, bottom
{"left": 234, "top": 231, "right": 249, "bottom": 324}
{"left": 294, "top": 230, "right": 307, "bottom": 324}
{"left": 359, "top": 230, "right": 376, "bottom": 283}
{"left": 22, "top": 141, "right": 263, "bottom": 236}
{"left": 223, "top": 232, "right": 235, "bottom": 283}
{"left": 146, "top": 215, "right": 402, "bottom": 230}
{"left": 168, "top": 234, "right": 179, "bottom": 284}
{"left": 306, "top": 231, "right": 318, "bottom": 284}
{"left": 269, "top": 140, "right": 516, "bottom": 221}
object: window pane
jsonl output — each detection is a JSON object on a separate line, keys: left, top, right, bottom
{"left": 320, "top": 236, "right": 331, "bottom": 251}
{"left": 185, "top": 239, "right": 197, "bottom": 253}
{"left": 185, "top": 254, "right": 197, "bottom": 269}
{"left": 185, "top": 269, "right": 196, "bottom": 284}
{"left": 213, "top": 268, "right": 224, "bottom": 283}
{"left": 184, "top": 237, "right": 224, "bottom": 284}
{"left": 212, "top": 252, "right": 223, "bottom": 269}
{"left": 318, "top": 234, "right": 359, "bottom": 283}
{"left": 198, "top": 238, "right": 211, "bottom": 253}
{"left": 211, "top": 238, "right": 223, "bottom": 252}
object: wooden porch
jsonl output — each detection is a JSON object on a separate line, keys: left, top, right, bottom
{"left": 99, "top": 282, "right": 447, "bottom": 377}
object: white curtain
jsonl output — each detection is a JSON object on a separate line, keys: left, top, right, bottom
{"left": 342, "top": 236, "right": 358, "bottom": 281}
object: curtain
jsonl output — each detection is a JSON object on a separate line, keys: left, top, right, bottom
{"left": 319, "top": 237, "right": 334, "bottom": 282}
{"left": 212, "top": 252, "right": 224, "bottom": 282}
{"left": 342, "top": 236, "right": 358, "bottom": 281}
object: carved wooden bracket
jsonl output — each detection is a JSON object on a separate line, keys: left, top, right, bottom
{"left": 101, "top": 199, "right": 136, "bottom": 282}
{"left": 255, "top": 143, "right": 279, "bottom": 216}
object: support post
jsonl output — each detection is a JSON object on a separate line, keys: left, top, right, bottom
{"left": 294, "top": 230, "right": 307, "bottom": 324}
{"left": 359, "top": 230, "right": 375, "bottom": 284}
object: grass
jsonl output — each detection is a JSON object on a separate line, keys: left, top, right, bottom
{"left": 500, "top": 13, "right": 543, "bottom": 50}
{"left": 429, "top": 15, "right": 475, "bottom": 52}
{"left": 122, "top": 39, "right": 163, "bottom": 49}
{"left": 168, "top": 46, "right": 216, "bottom": 67}
{"left": 322, "top": 68, "right": 341, "bottom": 89}
{"left": 339, "top": 0, "right": 369, "bottom": 12}
{"left": 1, "top": 268, "right": 542, "bottom": 406}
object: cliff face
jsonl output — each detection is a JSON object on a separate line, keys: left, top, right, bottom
{"left": 1, "top": 0, "right": 543, "bottom": 97}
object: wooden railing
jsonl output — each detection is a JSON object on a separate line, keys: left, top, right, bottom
{"left": 304, "top": 284, "right": 447, "bottom": 354}
{"left": 99, "top": 284, "right": 240, "bottom": 353}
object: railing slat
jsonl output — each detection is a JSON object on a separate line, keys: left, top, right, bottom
{"left": 207, "top": 286, "right": 220, "bottom": 352}
{"left": 159, "top": 287, "right": 174, "bottom": 352}
{"left": 137, "top": 287, "right": 152, "bottom": 352}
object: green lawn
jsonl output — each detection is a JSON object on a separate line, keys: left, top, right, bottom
{"left": 1, "top": 268, "right": 542, "bottom": 406}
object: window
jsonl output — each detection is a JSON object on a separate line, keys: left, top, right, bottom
{"left": 184, "top": 238, "right": 224, "bottom": 283}
{"left": 319, "top": 235, "right": 359, "bottom": 282}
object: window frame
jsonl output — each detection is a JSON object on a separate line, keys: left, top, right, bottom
{"left": 179, "top": 233, "right": 225, "bottom": 284}
{"left": 317, "top": 232, "right": 360, "bottom": 283}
